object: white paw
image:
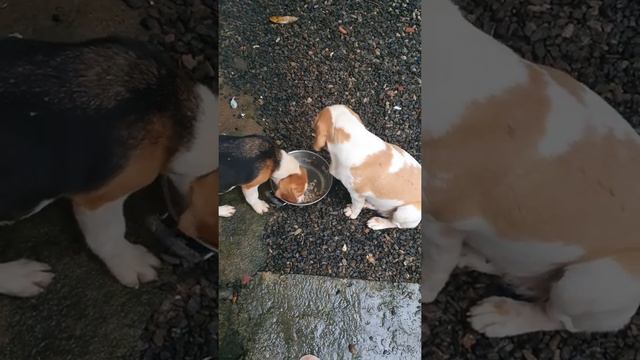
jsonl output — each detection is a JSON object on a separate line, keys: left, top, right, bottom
{"left": 343, "top": 204, "right": 359, "bottom": 219}
{"left": 0, "top": 259, "right": 54, "bottom": 297}
{"left": 105, "top": 244, "right": 161, "bottom": 288}
{"left": 367, "top": 216, "right": 395, "bottom": 230}
{"left": 219, "top": 205, "right": 236, "bottom": 217}
{"left": 469, "top": 297, "right": 545, "bottom": 337}
{"left": 251, "top": 200, "right": 270, "bottom": 214}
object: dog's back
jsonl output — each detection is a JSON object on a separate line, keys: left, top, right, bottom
{"left": 0, "top": 37, "right": 195, "bottom": 221}
{"left": 218, "top": 134, "right": 279, "bottom": 193}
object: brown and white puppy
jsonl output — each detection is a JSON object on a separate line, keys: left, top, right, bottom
{"left": 313, "top": 105, "right": 421, "bottom": 230}
{"left": 423, "top": 0, "right": 640, "bottom": 337}
{"left": 0, "top": 36, "right": 217, "bottom": 297}
{"left": 219, "top": 134, "right": 308, "bottom": 215}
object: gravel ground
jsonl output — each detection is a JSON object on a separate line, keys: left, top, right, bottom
{"left": 220, "top": 0, "right": 421, "bottom": 283}
{"left": 422, "top": 1, "right": 640, "bottom": 358}
{"left": 121, "top": 0, "right": 219, "bottom": 358}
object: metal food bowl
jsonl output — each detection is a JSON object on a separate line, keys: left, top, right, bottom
{"left": 158, "top": 176, "right": 218, "bottom": 256}
{"left": 268, "top": 150, "right": 333, "bottom": 207}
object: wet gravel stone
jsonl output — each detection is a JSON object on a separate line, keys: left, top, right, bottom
{"left": 220, "top": 0, "right": 421, "bottom": 283}
{"left": 127, "top": 0, "right": 219, "bottom": 358}
{"left": 423, "top": 1, "right": 640, "bottom": 358}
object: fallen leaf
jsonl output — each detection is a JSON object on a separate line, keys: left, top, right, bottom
{"left": 231, "top": 290, "right": 238, "bottom": 304}
{"left": 404, "top": 26, "right": 416, "bottom": 33}
{"left": 366, "top": 254, "right": 376, "bottom": 264}
{"left": 342, "top": 244, "right": 348, "bottom": 252}
{"left": 229, "top": 97, "right": 238, "bottom": 109}
{"left": 348, "top": 343, "right": 357, "bottom": 355}
{"left": 241, "top": 274, "right": 252, "bottom": 285}
{"left": 269, "top": 15, "right": 298, "bottom": 24}
{"left": 338, "top": 25, "right": 348, "bottom": 34}
{"left": 292, "top": 228, "right": 303, "bottom": 236}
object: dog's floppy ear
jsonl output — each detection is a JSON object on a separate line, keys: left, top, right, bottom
{"left": 313, "top": 107, "right": 332, "bottom": 151}
{"left": 178, "top": 170, "right": 218, "bottom": 249}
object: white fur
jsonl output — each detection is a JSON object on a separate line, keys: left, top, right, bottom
{"left": 422, "top": 0, "right": 640, "bottom": 336}
{"left": 0, "top": 259, "right": 54, "bottom": 297}
{"left": 423, "top": 0, "right": 529, "bottom": 138}
{"left": 321, "top": 105, "right": 421, "bottom": 230}
{"left": 241, "top": 186, "right": 269, "bottom": 214}
{"left": 537, "top": 70, "right": 640, "bottom": 157}
{"left": 271, "top": 150, "right": 302, "bottom": 182}
{"left": 74, "top": 197, "right": 160, "bottom": 288}
{"left": 168, "top": 84, "right": 218, "bottom": 196}
{"left": 219, "top": 205, "right": 236, "bottom": 217}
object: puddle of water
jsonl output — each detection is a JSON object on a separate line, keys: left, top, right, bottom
{"left": 221, "top": 272, "right": 421, "bottom": 360}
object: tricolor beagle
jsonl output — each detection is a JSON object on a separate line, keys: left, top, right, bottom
{"left": 0, "top": 36, "right": 217, "bottom": 297}
{"left": 312, "top": 105, "right": 421, "bottom": 230}
{"left": 219, "top": 134, "right": 308, "bottom": 215}
{"left": 423, "top": 0, "right": 640, "bottom": 337}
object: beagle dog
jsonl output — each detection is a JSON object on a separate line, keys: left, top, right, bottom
{"left": 423, "top": 0, "right": 640, "bottom": 337}
{"left": 0, "top": 36, "right": 217, "bottom": 297}
{"left": 312, "top": 105, "right": 421, "bottom": 230}
{"left": 219, "top": 134, "right": 308, "bottom": 215}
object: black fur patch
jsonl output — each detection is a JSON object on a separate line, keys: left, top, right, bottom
{"left": 219, "top": 135, "right": 281, "bottom": 192}
{"left": 0, "top": 36, "right": 197, "bottom": 221}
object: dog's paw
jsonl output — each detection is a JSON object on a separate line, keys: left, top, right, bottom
{"left": 106, "top": 244, "right": 161, "bottom": 288}
{"left": 367, "top": 216, "right": 395, "bottom": 230}
{"left": 343, "top": 204, "right": 359, "bottom": 219}
{"left": 0, "top": 259, "right": 54, "bottom": 297}
{"left": 251, "top": 200, "right": 270, "bottom": 214}
{"left": 219, "top": 205, "right": 236, "bottom": 217}
{"left": 468, "top": 296, "right": 558, "bottom": 337}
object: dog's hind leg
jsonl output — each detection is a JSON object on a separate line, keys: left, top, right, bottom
{"left": 0, "top": 259, "right": 54, "bottom": 297}
{"left": 422, "top": 217, "right": 463, "bottom": 303}
{"left": 469, "top": 257, "right": 640, "bottom": 337}
{"left": 367, "top": 203, "right": 420, "bottom": 230}
{"left": 74, "top": 197, "right": 161, "bottom": 288}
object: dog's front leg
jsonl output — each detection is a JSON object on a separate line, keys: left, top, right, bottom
{"left": 422, "top": 218, "right": 463, "bottom": 303}
{"left": 241, "top": 185, "right": 269, "bottom": 214}
{"left": 344, "top": 191, "right": 366, "bottom": 219}
{"left": 74, "top": 197, "right": 161, "bottom": 288}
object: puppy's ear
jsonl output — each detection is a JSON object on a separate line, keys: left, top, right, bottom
{"left": 313, "top": 107, "right": 332, "bottom": 151}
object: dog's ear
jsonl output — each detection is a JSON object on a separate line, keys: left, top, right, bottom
{"left": 178, "top": 170, "right": 218, "bottom": 249}
{"left": 313, "top": 107, "right": 332, "bottom": 151}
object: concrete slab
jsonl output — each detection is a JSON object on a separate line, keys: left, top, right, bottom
{"left": 220, "top": 272, "right": 421, "bottom": 360}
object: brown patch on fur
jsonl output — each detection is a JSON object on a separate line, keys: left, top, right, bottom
{"left": 541, "top": 65, "right": 586, "bottom": 105}
{"left": 178, "top": 170, "right": 218, "bottom": 248}
{"left": 72, "top": 115, "right": 171, "bottom": 209}
{"left": 275, "top": 167, "right": 308, "bottom": 203}
{"left": 424, "top": 63, "right": 640, "bottom": 272}
{"left": 313, "top": 107, "right": 333, "bottom": 151}
{"left": 242, "top": 161, "right": 274, "bottom": 189}
{"left": 351, "top": 144, "right": 420, "bottom": 205}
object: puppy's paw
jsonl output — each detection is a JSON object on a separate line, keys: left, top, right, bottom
{"left": 219, "top": 205, "right": 236, "bottom": 217}
{"left": 468, "top": 297, "right": 557, "bottom": 337}
{"left": 367, "top": 217, "right": 395, "bottom": 230}
{"left": 0, "top": 259, "right": 54, "bottom": 297}
{"left": 251, "top": 200, "right": 270, "bottom": 214}
{"left": 343, "top": 204, "right": 359, "bottom": 219}
{"left": 106, "top": 244, "right": 161, "bottom": 288}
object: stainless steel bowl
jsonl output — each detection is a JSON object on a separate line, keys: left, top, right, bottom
{"left": 269, "top": 150, "right": 333, "bottom": 206}
{"left": 160, "top": 176, "right": 218, "bottom": 254}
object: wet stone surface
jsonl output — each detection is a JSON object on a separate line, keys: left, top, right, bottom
{"left": 220, "top": 272, "right": 421, "bottom": 360}
{"left": 422, "top": 1, "right": 640, "bottom": 359}
{"left": 220, "top": 0, "right": 421, "bottom": 283}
